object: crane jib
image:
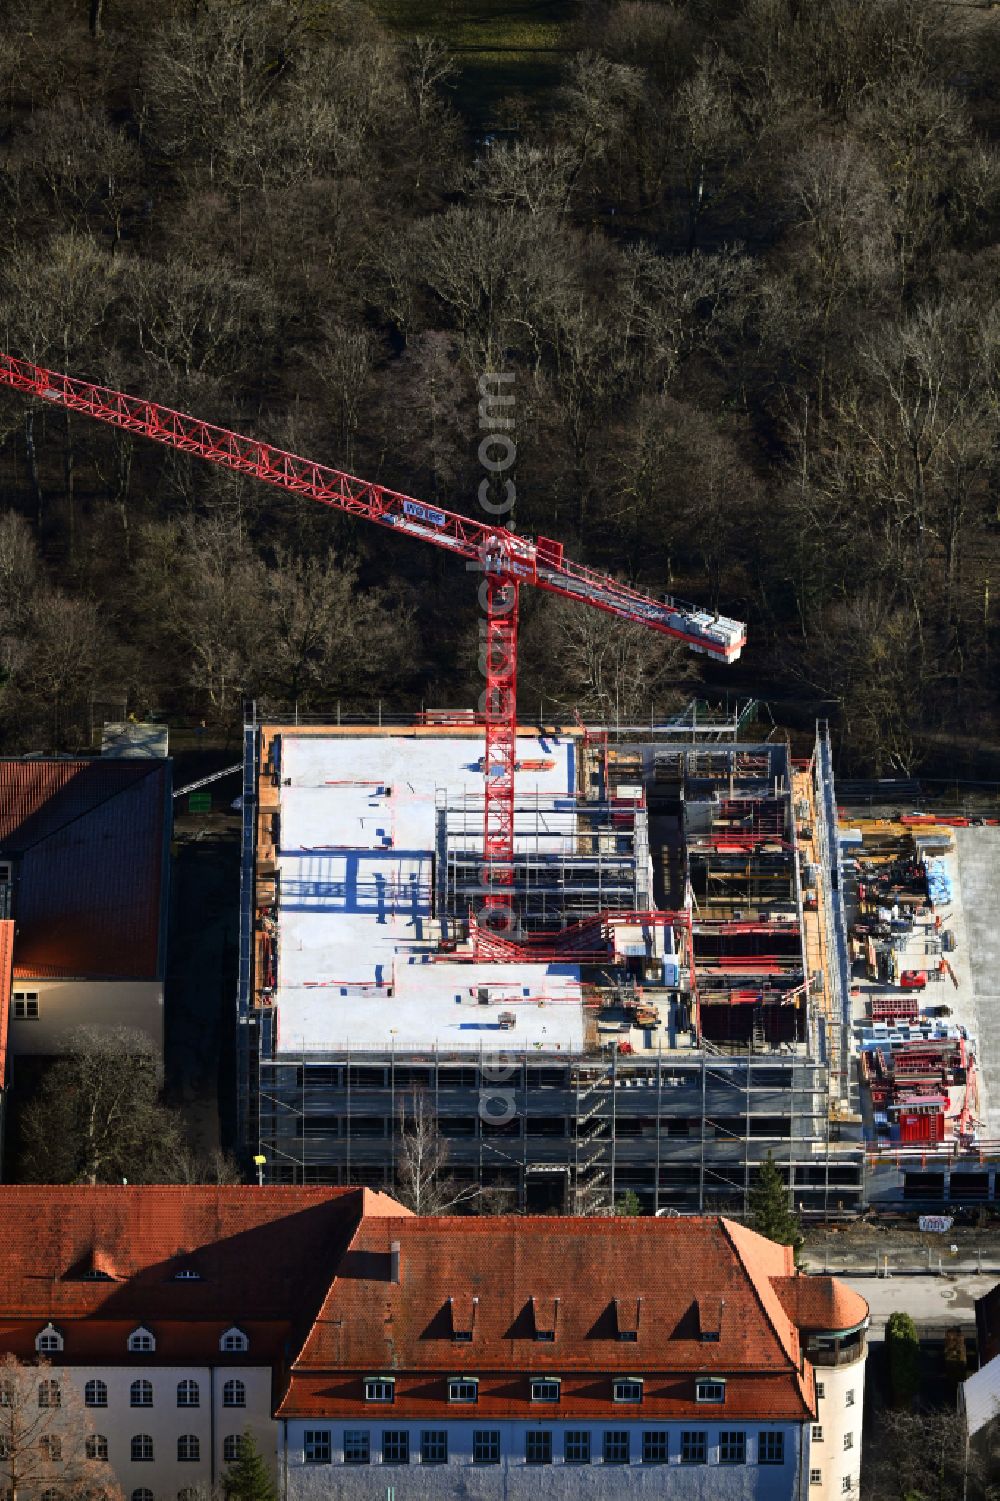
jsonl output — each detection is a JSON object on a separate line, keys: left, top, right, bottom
{"left": 0, "top": 350, "right": 747, "bottom": 915}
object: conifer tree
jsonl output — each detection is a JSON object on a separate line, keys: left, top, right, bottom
{"left": 748, "top": 1152, "right": 803, "bottom": 1255}
{"left": 222, "top": 1429, "right": 277, "bottom": 1501}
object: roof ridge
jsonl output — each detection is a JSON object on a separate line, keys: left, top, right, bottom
{"left": 719, "top": 1218, "right": 800, "bottom": 1371}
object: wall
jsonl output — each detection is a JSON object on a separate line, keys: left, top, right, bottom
{"left": 283, "top": 1419, "right": 806, "bottom": 1501}
{"left": 7, "top": 979, "right": 163, "bottom": 1060}
{"left": 10, "top": 1364, "right": 276, "bottom": 1496}
{"left": 807, "top": 1347, "right": 867, "bottom": 1501}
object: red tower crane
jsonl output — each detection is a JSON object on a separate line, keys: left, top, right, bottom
{"left": 0, "top": 354, "right": 746, "bottom": 931}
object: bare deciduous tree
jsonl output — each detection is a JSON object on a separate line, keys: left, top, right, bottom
{"left": 0, "top": 1353, "right": 122, "bottom": 1501}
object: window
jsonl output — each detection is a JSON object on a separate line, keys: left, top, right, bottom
{"left": 420, "top": 1431, "right": 448, "bottom": 1465}
{"left": 177, "top": 1379, "right": 200, "bottom": 1408}
{"left": 473, "top": 1431, "right": 500, "bottom": 1465}
{"left": 128, "top": 1327, "right": 155, "bottom": 1353}
{"left": 603, "top": 1431, "right": 630, "bottom": 1465}
{"left": 530, "top": 1378, "right": 560, "bottom": 1403}
{"left": 344, "top": 1431, "right": 370, "bottom": 1465}
{"left": 642, "top": 1431, "right": 668, "bottom": 1465}
{"left": 38, "top": 1380, "right": 61, "bottom": 1408}
{"left": 816, "top": 1383, "right": 825, "bottom": 1400}
{"left": 84, "top": 1379, "right": 107, "bottom": 1408}
{"left": 720, "top": 1431, "right": 746, "bottom": 1464}
{"left": 760, "top": 1432, "right": 785, "bottom": 1465}
{"left": 223, "top": 1436, "right": 243, "bottom": 1463}
{"left": 525, "top": 1431, "right": 552, "bottom": 1465}
{"left": 844, "top": 1432, "right": 854, "bottom": 1451}
{"left": 86, "top": 1435, "right": 109, "bottom": 1462}
{"left": 846, "top": 1388, "right": 855, "bottom": 1407}
{"left": 35, "top": 1325, "right": 63, "bottom": 1354}
{"left": 223, "top": 1379, "right": 246, "bottom": 1408}
{"left": 173, "top": 1269, "right": 202, "bottom": 1281}
{"left": 612, "top": 1377, "right": 643, "bottom": 1403}
{"left": 130, "top": 1379, "right": 153, "bottom": 1408}
{"left": 812, "top": 1424, "right": 823, "bottom": 1441}
{"left": 695, "top": 1377, "right": 726, "bottom": 1403}
{"left": 448, "top": 1377, "right": 479, "bottom": 1403}
{"left": 13, "top": 993, "right": 39, "bottom": 1020}
{"left": 0, "top": 1380, "right": 11, "bottom": 1406}
{"left": 219, "top": 1327, "right": 248, "bottom": 1353}
{"left": 178, "top": 1435, "right": 200, "bottom": 1462}
{"left": 842, "top": 1479, "right": 852, "bottom": 1495}
{"left": 131, "top": 1435, "right": 154, "bottom": 1462}
{"left": 364, "top": 1378, "right": 395, "bottom": 1403}
{"left": 565, "top": 1432, "right": 591, "bottom": 1465}
{"left": 303, "top": 1431, "right": 331, "bottom": 1464}
{"left": 382, "top": 1431, "right": 409, "bottom": 1465}
{"left": 179, "top": 1491, "right": 198, "bottom": 1501}
{"left": 811, "top": 1470, "right": 822, "bottom": 1486}
{"left": 39, "top": 1435, "right": 61, "bottom": 1462}
{"left": 681, "top": 1431, "right": 707, "bottom": 1465}
{"left": 132, "top": 1490, "right": 154, "bottom": 1501}
{"left": 41, "top": 1491, "right": 59, "bottom": 1501}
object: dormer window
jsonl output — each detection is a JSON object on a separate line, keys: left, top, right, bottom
{"left": 219, "top": 1327, "right": 248, "bottom": 1353}
{"left": 128, "top": 1327, "right": 156, "bottom": 1354}
{"left": 173, "top": 1269, "right": 202, "bottom": 1282}
{"left": 449, "top": 1296, "right": 478, "bottom": 1344}
{"left": 364, "top": 1377, "right": 395, "bottom": 1404}
{"left": 448, "top": 1377, "right": 479, "bottom": 1404}
{"left": 531, "top": 1297, "right": 559, "bottom": 1343}
{"left": 695, "top": 1377, "right": 726, "bottom": 1403}
{"left": 614, "top": 1297, "right": 641, "bottom": 1343}
{"left": 80, "top": 1270, "right": 114, "bottom": 1282}
{"left": 530, "top": 1378, "right": 561, "bottom": 1403}
{"left": 613, "top": 1377, "right": 643, "bottom": 1404}
{"left": 35, "top": 1324, "right": 63, "bottom": 1354}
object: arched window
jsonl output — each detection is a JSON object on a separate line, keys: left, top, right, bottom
{"left": 219, "top": 1327, "right": 248, "bottom": 1353}
{"left": 178, "top": 1490, "right": 198, "bottom": 1501}
{"left": 38, "top": 1380, "right": 61, "bottom": 1409}
{"left": 222, "top": 1378, "right": 246, "bottom": 1408}
{"left": 84, "top": 1379, "right": 108, "bottom": 1408}
{"left": 132, "top": 1490, "right": 154, "bottom": 1501}
{"left": 130, "top": 1434, "right": 154, "bottom": 1462}
{"left": 39, "top": 1435, "right": 61, "bottom": 1461}
{"left": 35, "top": 1324, "right": 63, "bottom": 1354}
{"left": 223, "top": 1435, "right": 243, "bottom": 1462}
{"left": 85, "top": 1435, "right": 109, "bottom": 1462}
{"left": 41, "top": 1490, "right": 60, "bottom": 1501}
{"left": 177, "top": 1379, "right": 200, "bottom": 1408}
{"left": 130, "top": 1379, "right": 153, "bottom": 1408}
{"left": 127, "top": 1327, "right": 156, "bottom": 1354}
{"left": 177, "top": 1435, "right": 200, "bottom": 1462}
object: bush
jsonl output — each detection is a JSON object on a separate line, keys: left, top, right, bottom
{"left": 886, "top": 1310, "right": 921, "bottom": 1407}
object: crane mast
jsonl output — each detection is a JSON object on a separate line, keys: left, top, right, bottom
{"left": 0, "top": 353, "right": 747, "bottom": 930}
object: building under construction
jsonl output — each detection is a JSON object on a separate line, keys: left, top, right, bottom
{"left": 237, "top": 712, "right": 863, "bottom": 1214}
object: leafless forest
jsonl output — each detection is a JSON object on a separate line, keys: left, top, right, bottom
{"left": 1, "top": 0, "right": 999, "bottom": 773}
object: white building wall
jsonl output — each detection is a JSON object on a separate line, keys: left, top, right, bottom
{"left": 9, "top": 979, "right": 164, "bottom": 1061}
{"left": 283, "top": 1419, "right": 808, "bottom": 1501}
{"left": 806, "top": 1349, "right": 867, "bottom": 1501}
{"left": 18, "top": 1365, "right": 277, "bottom": 1497}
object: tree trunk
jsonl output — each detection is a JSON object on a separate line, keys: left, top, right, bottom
{"left": 89, "top": 0, "right": 104, "bottom": 38}
{"left": 24, "top": 411, "right": 43, "bottom": 525}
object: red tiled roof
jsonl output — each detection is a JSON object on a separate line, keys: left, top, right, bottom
{"left": 771, "top": 1275, "right": 869, "bottom": 1334}
{"left": 0, "top": 1185, "right": 385, "bottom": 1366}
{"left": 278, "top": 1214, "right": 818, "bottom": 1422}
{"left": 0, "top": 919, "right": 12, "bottom": 1086}
{"left": 0, "top": 759, "right": 169, "bottom": 979}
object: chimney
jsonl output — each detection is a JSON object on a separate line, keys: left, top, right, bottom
{"left": 390, "top": 1241, "right": 401, "bottom": 1284}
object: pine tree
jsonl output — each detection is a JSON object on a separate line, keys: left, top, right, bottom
{"left": 222, "top": 1429, "right": 278, "bottom": 1501}
{"left": 748, "top": 1152, "right": 803, "bottom": 1255}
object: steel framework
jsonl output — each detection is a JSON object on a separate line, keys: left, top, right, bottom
{"left": 0, "top": 352, "right": 745, "bottom": 933}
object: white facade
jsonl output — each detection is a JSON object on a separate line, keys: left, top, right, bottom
{"left": 281, "top": 1418, "right": 809, "bottom": 1500}
{"left": 3, "top": 1364, "right": 276, "bottom": 1498}
{"left": 805, "top": 1346, "right": 867, "bottom": 1501}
